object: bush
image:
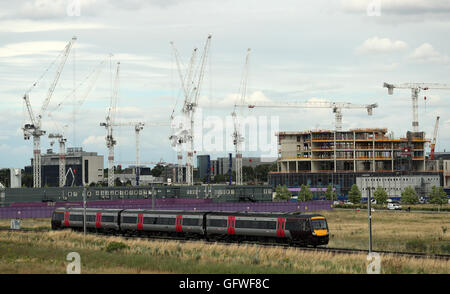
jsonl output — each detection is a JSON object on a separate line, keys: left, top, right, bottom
{"left": 348, "top": 184, "right": 361, "bottom": 204}
{"left": 374, "top": 187, "right": 388, "bottom": 204}
{"left": 299, "top": 184, "right": 313, "bottom": 202}
{"left": 401, "top": 186, "right": 419, "bottom": 204}
{"left": 105, "top": 241, "right": 129, "bottom": 253}
{"left": 405, "top": 239, "right": 427, "bottom": 253}
{"left": 274, "top": 185, "right": 292, "bottom": 201}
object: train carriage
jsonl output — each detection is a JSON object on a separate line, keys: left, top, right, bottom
{"left": 119, "top": 210, "right": 205, "bottom": 237}
{"left": 205, "top": 212, "right": 329, "bottom": 246}
{"left": 51, "top": 208, "right": 121, "bottom": 231}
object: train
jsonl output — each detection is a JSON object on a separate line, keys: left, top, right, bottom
{"left": 51, "top": 207, "right": 329, "bottom": 247}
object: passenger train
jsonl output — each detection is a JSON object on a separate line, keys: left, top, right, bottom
{"left": 51, "top": 208, "right": 329, "bottom": 246}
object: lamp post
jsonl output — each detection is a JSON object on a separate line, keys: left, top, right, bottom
{"left": 83, "top": 187, "right": 86, "bottom": 237}
{"left": 368, "top": 186, "right": 373, "bottom": 253}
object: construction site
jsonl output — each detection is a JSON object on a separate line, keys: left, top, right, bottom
{"left": 0, "top": 35, "right": 449, "bottom": 204}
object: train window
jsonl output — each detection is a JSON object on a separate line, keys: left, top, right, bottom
{"left": 69, "top": 215, "right": 83, "bottom": 221}
{"left": 53, "top": 212, "right": 64, "bottom": 221}
{"left": 101, "top": 215, "right": 114, "bottom": 222}
{"left": 183, "top": 218, "right": 199, "bottom": 226}
{"left": 304, "top": 221, "right": 311, "bottom": 231}
{"left": 122, "top": 216, "right": 137, "bottom": 223}
{"left": 86, "top": 215, "right": 95, "bottom": 222}
{"left": 208, "top": 219, "right": 227, "bottom": 227}
{"left": 235, "top": 220, "right": 248, "bottom": 228}
{"left": 311, "top": 219, "right": 327, "bottom": 230}
{"left": 143, "top": 217, "right": 156, "bottom": 224}
{"left": 156, "top": 218, "right": 176, "bottom": 225}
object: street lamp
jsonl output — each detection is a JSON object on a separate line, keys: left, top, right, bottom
{"left": 368, "top": 186, "right": 373, "bottom": 253}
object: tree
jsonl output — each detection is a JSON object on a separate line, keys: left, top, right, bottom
{"left": 429, "top": 186, "right": 448, "bottom": 206}
{"left": 275, "top": 185, "right": 292, "bottom": 201}
{"left": 374, "top": 187, "right": 388, "bottom": 204}
{"left": 299, "top": 184, "right": 313, "bottom": 201}
{"left": 243, "top": 166, "right": 255, "bottom": 182}
{"left": 401, "top": 186, "right": 419, "bottom": 204}
{"left": 348, "top": 184, "right": 361, "bottom": 204}
{"left": 325, "top": 184, "right": 337, "bottom": 201}
{"left": 151, "top": 164, "right": 165, "bottom": 177}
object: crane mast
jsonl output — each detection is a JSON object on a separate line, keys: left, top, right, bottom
{"left": 232, "top": 48, "right": 251, "bottom": 186}
{"left": 185, "top": 34, "right": 212, "bottom": 185}
{"left": 383, "top": 82, "right": 450, "bottom": 133}
{"left": 170, "top": 45, "right": 198, "bottom": 184}
{"left": 48, "top": 133, "right": 67, "bottom": 187}
{"left": 22, "top": 36, "right": 76, "bottom": 188}
{"left": 101, "top": 62, "right": 120, "bottom": 187}
{"left": 244, "top": 100, "right": 377, "bottom": 130}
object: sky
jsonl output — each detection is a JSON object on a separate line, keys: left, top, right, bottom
{"left": 1, "top": 0, "right": 450, "bottom": 169}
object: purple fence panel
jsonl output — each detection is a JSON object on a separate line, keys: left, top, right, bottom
{"left": 0, "top": 199, "right": 333, "bottom": 219}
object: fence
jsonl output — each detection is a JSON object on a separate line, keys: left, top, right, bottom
{"left": 0, "top": 199, "right": 333, "bottom": 219}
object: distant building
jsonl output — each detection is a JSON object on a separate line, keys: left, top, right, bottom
{"left": 208, "top": 156, "right": 275, "bottom": 176}
{"left": 115, "top": 173, "right": 164, "bottom": 186}
{"left": 26, "top": 147, "right": 104, "bottom": 187}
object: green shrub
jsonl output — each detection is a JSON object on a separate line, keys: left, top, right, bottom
{"left": 405, "top": 239, "right": 427, "bottom": 252}
{"left": 105, "top": 241, "right": 129, "bottom": 253}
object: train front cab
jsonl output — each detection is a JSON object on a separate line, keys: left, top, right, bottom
{"left": 51, "top": 208, "right": 66, "bottom": 230}
{"left": 310, "top": 216, "right": 329, "bottom": 246}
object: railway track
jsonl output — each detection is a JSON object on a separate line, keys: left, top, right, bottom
{"left": 1, "top": 227, "right": 449, "bottom": 261}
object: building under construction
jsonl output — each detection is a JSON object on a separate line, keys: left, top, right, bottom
{"left": 269, "top": 128, "right": 443, "bottom": 197}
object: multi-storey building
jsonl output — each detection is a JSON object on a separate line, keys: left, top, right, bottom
{"left": 27, "top": 147, "right": 104, "bottom": 187}
{"left": 269, "top": 128, "right": 443, "bottom": 197}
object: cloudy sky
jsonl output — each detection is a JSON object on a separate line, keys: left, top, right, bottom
{"left": 1, "top": 0, "right": 450, "bottom": 169}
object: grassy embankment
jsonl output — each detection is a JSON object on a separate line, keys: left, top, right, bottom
{"left": 0, "top": 210, "right": 448, "bottom": 274}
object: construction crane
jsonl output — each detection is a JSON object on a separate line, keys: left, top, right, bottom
{"left": 430, "top": 116, "right": 440, "bottom": 160}
{"left": 170, "top": 44, "right": 198, "bottom": 184}
{"left": 232, "top": 48, "right": 251, "bottom": 186}
{"left": 244, "top": 100, "right": 378, "bottom": 130}
{"left": 100, "top": 62, "right": 120, "bottom": 187}
{"left": 383, "top": 82, "right": 450, "bottom": 132}
{"left": 184, "top": 34, "right": 212, "bottom": 185}
{"left": 22, "top": 36, "right": 76, "bottom": 188}
{"left": 170, "top": 34, "right": 212, "bottom": 185}
{"left": 113, "top": 121, "right": 169, "bottom": 185}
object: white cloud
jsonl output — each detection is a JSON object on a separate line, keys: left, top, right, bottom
{"left": 82, "top": 135, "right": 104, "bottom": 146}
{"left": 341, "top": 0, "right": 450, "bottom": 15}
{"left": 355, "top": 36, "right": 408, "bottom": 55}
{"left": 408, "top": 43, "right": 449, "bottom": 63}
{"left": 0, "top": 19, "right": 109, "bottom": 32}
{"left": 0, "top": 41, "right": 92, "bottom": 58}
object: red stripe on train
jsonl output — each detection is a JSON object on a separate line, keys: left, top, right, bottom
{"left": 96, "top": 212, "right": 102, "bottom": 228}
{"left": 64, "top": 211, "right": 70, "bottom": 226}
{"left": 176, "top": 215, "right": 183, "bottom": 232}
{"left": 277, "top": 218, "right": 286, "bottom": 237}
{"left": 137, "top": 214, "right": 143, "bottom": 230}
{"left": 227, "top": 216, "right": 235, "bottom": 235}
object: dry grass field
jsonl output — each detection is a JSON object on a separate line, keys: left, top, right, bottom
{"left": 0, "top": 209, "right": 448, "bottom": 274}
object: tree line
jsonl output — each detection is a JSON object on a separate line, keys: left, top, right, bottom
{"left": 274, "top": 183, "right": 448, "bottom": 206}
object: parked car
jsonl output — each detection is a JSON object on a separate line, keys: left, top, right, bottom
{"left": 387, "top": 202, "right": 402, "bottom": 210}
